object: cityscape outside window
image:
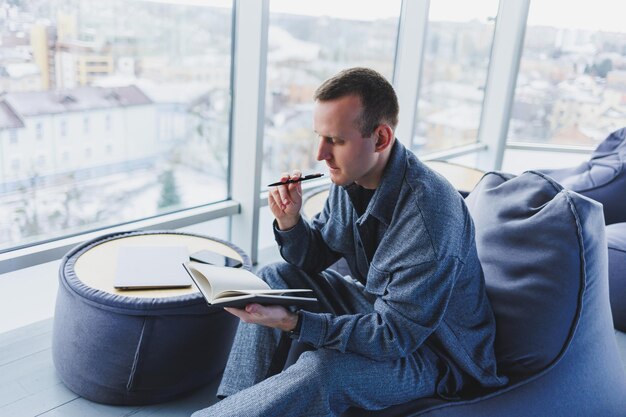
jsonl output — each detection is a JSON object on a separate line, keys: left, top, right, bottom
{"left": 261, "top": 0, "right": 402, "bottom": 188}
{"left": 0, "top": 0, "right": 233, "bottom": 252}
{"left": 9, "top": 129, "right": 18, "bottom": 144}
{"left": 7, "top": 0, "right": 619, "bottom": 256}
{"left": 413, "top": 0, "right": 498, "bottom": 154}
{"left": 509, "top": 0, "right": 626, "bottom": 146}
{"left": 256, "top": 0, "right": 401, "bottom": 255}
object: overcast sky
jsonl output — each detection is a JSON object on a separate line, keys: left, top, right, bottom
{"left": 271, "top": 0, "right": 626, "bottom": 33}
{"left": 141, "top": 0, "right": 626, "bottom": 33}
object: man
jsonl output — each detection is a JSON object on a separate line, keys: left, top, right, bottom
{"left": 192, "top": 67, "right": 505, "bottom": 417}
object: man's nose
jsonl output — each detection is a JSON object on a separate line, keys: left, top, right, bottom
{"left": 316, "top": 138, "right": 330, "bottom": 161}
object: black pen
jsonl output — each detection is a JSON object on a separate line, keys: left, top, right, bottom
{"left": 267, "top": 173, "right": 324, "bottom": 187}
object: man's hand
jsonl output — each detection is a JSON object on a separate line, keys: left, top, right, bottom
{"left": 269, "top": 170, "right": 303, "bottom": 230}
{"left": 224, "top": 304, "right": 299, "bottom": 332}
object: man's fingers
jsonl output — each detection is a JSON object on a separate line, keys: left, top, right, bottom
{"left": 270, "top": 170, "right": 304, "bottom": 211}
{"left": 270, "top": 185, "right": 289, "bottom": 211}
{"left": 276, "top": 172, "right": 291, "bottom": 205}
{"left": 245, "top": 303, "right": 260, "bottom": 314}
{"left": 288, "top": 170, "right": 303, "bottom": 197}
{"left": 269, "top": 187, "right": 281, "bottom": 206}
{"left": 267, "top": 192, "right": 277, "bottom": 210}
{"left": 223, "top": 305, "right": 257, "bottom": 323}
{"left": 225, "top": 303, "right": 294, "bottom": 331}
{"left": 223, "top": 307, "right": 247, "bottom": 320}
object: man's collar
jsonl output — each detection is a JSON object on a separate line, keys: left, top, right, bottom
{"left": 344, "top": 139, "right": 407, "bottom": 227}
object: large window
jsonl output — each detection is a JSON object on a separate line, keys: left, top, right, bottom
{"left": 256, "top": 0, "right": 401, "bottom": 255}
{"left": 0, "top": 0, "right": 233, "bottom": 252}
{"left": 260, "top": 0, "right": 402, "bottom": 188}
{"left": 412, "top": 0, "right": 498, "bottom": 154}
{"left": 509, "top": 0, "right": 626, "bottom": 147}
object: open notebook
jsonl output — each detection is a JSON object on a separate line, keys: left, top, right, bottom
{"left": 182, "top": 261, "right": 318, "bottom": 308}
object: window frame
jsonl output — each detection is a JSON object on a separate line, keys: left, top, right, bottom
{"left": 0, "top": 0, "right": 241, "bottom": 273}
{"left": 4, "top": 0, "right": 588, "bottom": 275}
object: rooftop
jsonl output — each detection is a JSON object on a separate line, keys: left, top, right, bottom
{"left": 2, "top": 85, "right": 153, "bottom": 118}
{"left": 0, "top": 100, "right": 23, "bottom": 129}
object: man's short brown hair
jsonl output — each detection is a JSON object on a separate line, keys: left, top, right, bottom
{"left": 314, "top": 67, "right": 399, "bottom": 136}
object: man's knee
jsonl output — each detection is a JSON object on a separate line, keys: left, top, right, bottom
{"left": 296, "top": 349, "right": 345, "bottom": 382}
{"left": 257, "top": 262, "right": 305, "bottom": 288}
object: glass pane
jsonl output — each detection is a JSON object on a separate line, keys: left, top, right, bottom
{"left": 261, "top": 0, "right": 402, "bottom": 188}
{"left": 413, "top": 0, "right": 498, "bottom": 154}
{"left": 0, "top": 0, "right": 233, "bottom": 252}
{"left": 509, "top": 0, "right": 626, "bottom": 146}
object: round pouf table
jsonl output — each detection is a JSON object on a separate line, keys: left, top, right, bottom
{"left": 52, "top": 230, "right": 250, "bottom": 405}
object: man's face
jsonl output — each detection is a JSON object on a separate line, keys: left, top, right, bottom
{"left": 314, "top": 95, "right": 379, "bottom": 188}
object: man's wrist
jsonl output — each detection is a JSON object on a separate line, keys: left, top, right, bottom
{"left": 276, "top": 215, "right": 300, "bottom": 231}
{"left": 286, "top": 311, "right": 302, "bottom": 337}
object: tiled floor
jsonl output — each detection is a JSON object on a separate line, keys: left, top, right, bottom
{"left": 0, "top": 318, "right": 221, "bottom": 417}
{"left": 0, "top": 260, "right": 60, "bottom": 335}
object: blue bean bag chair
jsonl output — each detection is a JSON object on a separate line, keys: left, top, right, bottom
{"left": 539, "top": 127, "right": 626, "bottom": 225}
{"left": 344, "top": 171, "right": 626, "bottom": 417}
{"left": 538, "top": 128, "right": 626, "bottom": 365}
{"left": 608, "top": 223, "right": 626, "bottom": 333}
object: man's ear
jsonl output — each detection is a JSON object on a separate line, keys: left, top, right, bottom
{"left": 374, "top": 124, "right": 394, "bottom": 152}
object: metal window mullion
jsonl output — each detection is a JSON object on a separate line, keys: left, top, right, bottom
{"left": 506, "top": 141, "right": 594, "bottom": 154}
{"left": 228, "top": 0, "right": 269, "bottom": 264}
{"left": 392, "top": 0, "right": 430, "bottom": 146}
{"left": 0, "top": 200, "right": 240, "bottom": 274}
{"left": 475, "top": 0, "right": 530, "bottom": 171}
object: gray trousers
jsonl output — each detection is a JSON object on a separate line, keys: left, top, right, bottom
{"left": 191, "top": 262, "right": 441, "bottom": 417}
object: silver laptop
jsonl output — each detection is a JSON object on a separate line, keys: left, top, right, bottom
{"left": 114, "top": 246, "right": 191, "bottom": 290}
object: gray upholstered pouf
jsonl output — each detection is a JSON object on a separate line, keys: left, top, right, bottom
{"left": 52, "top": 230, "right": 250, "bottom": 405}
